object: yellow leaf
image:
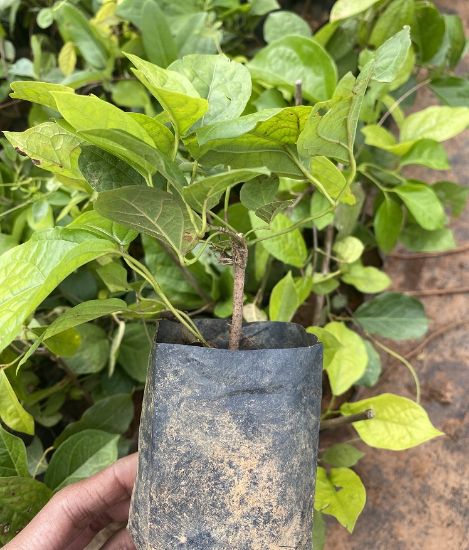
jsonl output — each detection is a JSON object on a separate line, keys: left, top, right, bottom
{"left": 58, "top": 42, "right": 77, "bottom": 77}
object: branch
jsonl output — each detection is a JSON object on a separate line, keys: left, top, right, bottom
{"left": 402, "top": 286, "right": 469, "bottom": 297}
{"left": 312, "top": 224, "right": 334, "bottom": 326}
{"left": 388, "top": 243, "right": 469, "bottom": 259}
{"left": 295, "top": 79, "right": 303, "bottom": 106}
{"left": 320, "top": 409, "right": 374, "bottom": 431}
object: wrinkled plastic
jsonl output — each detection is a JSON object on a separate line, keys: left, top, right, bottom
{"left": 128, "top": 320, "right": 323, "bottom": 549}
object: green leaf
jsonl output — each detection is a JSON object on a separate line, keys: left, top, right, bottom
{"left": 0, "top": 371, "right": 34, "bottom": 435}
{"left": 183, "top": 168, "right": 270, "bottom": 212}
{"left": 369, "top": 0, "right": 414, "bottom": 47}
{"left": 315, "top": 466, "right": 366, "bottom": 533}
{"left": 0, "top": 424, "right": 29, "bottom": 477}
{"left": 0, "top": 477, "right": 51, "bottom": 545}
{"left": 78, "top": 145, "right": 145, "bottom": 191}
{"left": 340, "top": 393, "right": 444, "bottom": 450}
{"left": 129, "top": 113, "right": 175, "bottom": 157}
{"left": 310, "top": 156, "right": 355, "bottom": 205}
{"left": 374, "top": 198, "right": 403, "bottom": 253}
{"left": 118, "top": 322, "right": 155, "bottom": 383}
{"left": 26, "top": 437, "right": 47, "bottom": 477}
{"left": 125, "top": 53, "right": 208, "bottom": 135}
{"left": 55, "top": 394, "right": 134, "bottom": 447}
{"left": 96, "top": 261, "right": 129, "bottom": 292}
{"left": 169, "top": 54, "right": 252, "bottom": 127}
{"left": 393, "top": 182, "right": 446, "bottom": 231}
{"left": 297, "top": 64, "right": 372, "bottom": 164}
{"left": 141, "top": 0, "right": 177, "bottom": 67}
{"left": 322, "top": 443, "right": 365, "bottom": 468}
{"left": 4, "top": 122, "right": 82, "bottom": 179}
{"left": 247, "top": 36, "right": 337, "bottom": 102}
{"left": 269, "top": 271, "right": 299, "bottom": 322}
{"left": 55, "top": 4, "right": 109, "bottom": 69}
{"left": 433, "top": 181, "right": 469, "bottom": 217}
{"left": 95, "top": 186, "right": 198, "bottom": 256}
{"left": 65, "top": 324, "right": 110, "bottom": 375}
{"left": 414, "top": 3, "right": 445, "bottom": 63}
{"left": 442, "top": 15, "right": 466, "bottom": 68}
{"left": 68, "top": 211, "right": 137, "bottom": 247}
{"left": 341, "top": 264, "right": 391, "bottom": 293}
{"left": 333, "top": 236, "right": 364, "bottom": 264}
{"left": 263, "top": 11, "right": 312, "bottom": 42}
{"left": 356, "top": 340, "right": 382, "bottom": 387}
{"left": 330, "top": 0, "right": 380, "bottom": 22}
{"left": 240, "top": 177, "right": 279, "bottom": 211}
{"left": 430, "top": 76, "right": 469, "bottom": 107}
{"left": 44, "top": 429, "right": 119, "bottom": 491}
{"left": 10, "top": 81, "right": 74, "bottom": 109}
{"left": 400, "top": 106, "right": 469, "bottom": 143}
{"left": 400, "top": 225, "right": 456, "bottom": 253}
{"left": 400, "top": 139, "right": 449, "bottom": 170}
{"left": 371, "top": 27, "right": 411, "bottom": 83}
{"left": 37, "top": 7, "right": 54, "bottom": 29}
{"left": 143, "top": 236, "right": 210, "bottom": 309}
{"left": 309, "top": 322, "right": 367, "bottom": 395}
{"left": 0, "top": 229, "right": 117, "bottom": 354}
{"left": 52, "top": 92, "right": 154, "bottom": 147}
{"left": 312, "top": 510, "right": 326, "bottom": 550}
{"left": 354, "top": 292, "right": 428, "bottom": 340}
{"left": 250, "top": 212, "right": 307, "bottom": 268}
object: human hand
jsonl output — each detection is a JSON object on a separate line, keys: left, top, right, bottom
{"left": 4, "top": 453, "right": 138, "bottom": 550}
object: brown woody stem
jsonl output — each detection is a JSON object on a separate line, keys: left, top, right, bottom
{"left": 229, "top": 233, "right": 248, "bottom": 350}
{"left": 320, "top": 409, "right": 374, "bottom": 431}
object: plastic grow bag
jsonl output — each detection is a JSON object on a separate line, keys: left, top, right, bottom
{"left": 128, "top": 319, "right": 322, "bottom": 549}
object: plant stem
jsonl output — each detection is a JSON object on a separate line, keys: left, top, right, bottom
{"left": 313, "top": 224, "right": 334, "bottom": 326}
{"left": 229, "top": 235, "right": 248, "bottom": 350}
{"left": 320, "top": 409, "right": 374, "bottom": 430}
{"left": 295, "top": 79, "right": 303, "bottom": 106}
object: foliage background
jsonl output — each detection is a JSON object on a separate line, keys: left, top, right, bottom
{"left": 0, "top": 0, "right": 467, "bottom": 547}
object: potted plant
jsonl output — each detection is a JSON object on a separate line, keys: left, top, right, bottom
{"left": 0, "top": 8, "right": 454, "bottom": 546}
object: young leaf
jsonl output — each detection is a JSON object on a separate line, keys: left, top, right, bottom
{"left": 340, "top": 393, "right": 444, "bottom": 450}
{"left": 374, "top": 198, "right": 403, "bottom": 253}
{"left": 369, "top": 0, "right": 414, "bottom": 47}
{"left": 264, "top": 11, "right": 312, "bottom": 43}
{"left": 78, "top": 145, "right": 146, "bottom": 191}
{"left": 10, "top": 81, "right": 74, "bottom": 109}
{"left": 44, "top": 429, "right": 119, "bottom": 491}
{"left": 333, "top": 236, "right": 364, "bottom": 264}
{"left": 330, "top": 0, "right": 380, "bottom": 22}
{"left": 55, "top": 4, "right": 109, "bottom": 69}
{"left": 400, "top": 106, "right": 469, "bottom": 143}
{"left": 400, "top": 139, "right": 449, "bottom": 170}
{"left": 58, "top": 41, "right": 77, "bottom": 76}
{"left": 250, "top": 212, "right": 307, "bottom": 268}
{"left": 371, "top": 27, "right": 411, "bottom": 83}
{"left": 354, "top": 292, "right": 428, "bottom": 340}
{"left": 0, "top": 478, "right": 51, "bottom": 546}
{"left": 95, "top": 186, "right": 198, "bottom": 256}
{"left": 183, "top": 168, "right": 270, "bottom": 212}
{"left": 315, "top": 466, "right": 366, "bottom": 532}
{"left": 169, "top": 54, "right": 252, "bottom": 127}
{"left": 52, "top": 92, "right": 155, "bottom": 146}
{"left": 0, "top": 229, "right": 117, "bottom": 354}
{"left": 0, "top": 424, "right": 29, "bottom": 477}
{"left": 269, "top": 271, "right": 299, "bottom": 322}
{"left": 54, "top": 394, "right": 134, "bottom": 447}
{"left": 341, "top": 264, "right": 391, "bottom": 293}
{"left": 309, "top": 322, "right": 367, "bottom": 395}
{"left": 129, "top": 113, "right": 174, "bottom": 157}
{"left": 4, "top": 122, "right": 82, "bottom": 179}
{"left": 310, "top": 156, "right": 355, "bottom": 205}
{"left": 322, "top": 443, "right": 365, "bottom": 468}
{"left": 393, "top": 182, "right": 446, "bottom": 231}
{"left": 125, "top": 53, "right": 208, "bottom": 135}
{"left": 0, "top": 371, "right": 34, "bottom": 435}
{"left": 247, "top": 36, "right": 337, "bottom": 102}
